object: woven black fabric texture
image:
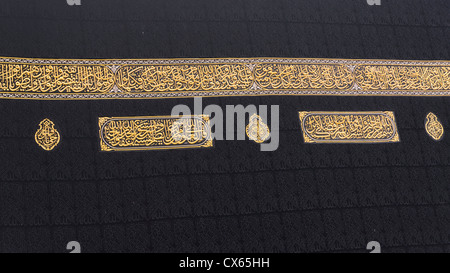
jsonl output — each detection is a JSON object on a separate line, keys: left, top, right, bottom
{"left": 0, "top": 0, "right": 449, "bottom": 253}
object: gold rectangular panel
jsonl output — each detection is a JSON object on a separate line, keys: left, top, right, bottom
{"left": 298, "top": 111, "right": 400, "bottom": 143}
{"left": 98, "top": 115, "right": 213, "bottom": 151}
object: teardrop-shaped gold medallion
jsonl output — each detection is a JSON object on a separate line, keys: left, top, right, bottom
{"left": 246, "top": 114, "right": 270, "bottom": 143}
{"left": 425, "top": 112, "right": 444, "bottom": 141}
{"left": 35, "top": 119, "right": 61, "bottom": 151}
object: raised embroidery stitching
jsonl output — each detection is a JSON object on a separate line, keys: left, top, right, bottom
{"left": 98, "top": 115, "right": 213, "bottom": 151}
{"left": 425, "top": 112, "right": 444, "bottom": 141}
{"left": 246, "top": 114, "right": 270, "bottom": 143}
{"left": 0, "top": 57, "right": 449, "bottom": 99}
{"left": 35, "top": 119, "right": 60, "bottom": 151}
{"left": 298, "top": 111, "right": 400, "bottom": 143}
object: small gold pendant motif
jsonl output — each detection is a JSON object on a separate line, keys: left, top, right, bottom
{"left": 35, "top": 119, "right": 60, "bottom": 151}
{"left": 425, "top": 112, "right": 444, "bottom": 141}
{"left": 246, "top": 114, "right": 270, "bottom": 143}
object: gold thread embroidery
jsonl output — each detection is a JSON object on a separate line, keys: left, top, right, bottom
{"left": 355, "top": 65, "right": 450, "bottom": 90}
{"left": 116, "top": 64, "right": 254, "bottom": 92}
{"left": 298, "top": 111, "right": 400, "bottom": 143}
{"left": 425, "top": 112, "right": 444, "bottom": 141}
{"left": 35, "top": 119, "right": 61, "bottom": 151}
{"left": 0, "top": 63, "right": 115, "bottom": 93}
{"left": 246, "top": 114, "right": 270, "bottom": 143}
{"left": 0, "top": 57, "right": 449, "bottom": 100}
{"left": 254, "top": 63, "right": 354, "bottom": 90}
{"left": 99, "top": 115, "right": 213, "bottom": 151}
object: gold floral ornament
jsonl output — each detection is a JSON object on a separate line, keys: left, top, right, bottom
{"left": 35, "top": 119, "right": 61, "bottom": 151}
{"left": 246, "top": 114, "right": 270, "bottom": 143}
{"left": 425, "top": 112, "right": 444, "bottom": 141}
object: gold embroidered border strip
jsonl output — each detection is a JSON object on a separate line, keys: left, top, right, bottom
{"left": 298, "top": 111, "right": 400, "bottom": 143}
{"left": 1, "top": 57, "right": 449, "bottom": 99}
{"left": 98, "top": 115, "right": 213, "bottom": 151}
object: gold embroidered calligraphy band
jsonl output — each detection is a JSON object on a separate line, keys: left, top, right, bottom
{"left": 298, "top": 111, "right": 400, "bottom": 143}
{"left": 1, "top": 57, "right": 449, "bottom": 99}
{"left": 99, "top": 115, "right": 213, "bottom": 151}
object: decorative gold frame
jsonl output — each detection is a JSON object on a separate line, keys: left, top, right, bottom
{"left": 99, "top": 115, "right": 213, "bottom": 151}
{"left": 298, "top": 111, "right": 400, "bottom": 144}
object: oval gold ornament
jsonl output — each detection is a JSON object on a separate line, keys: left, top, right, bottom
{"left": 35, "top": 119, "right": 61, "bottom": 151}
{"left": 425, "top": 112, "right": 444, "bottom": 141}
{"left": 246, "top": 114, "right": 270, "bottom": 143}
